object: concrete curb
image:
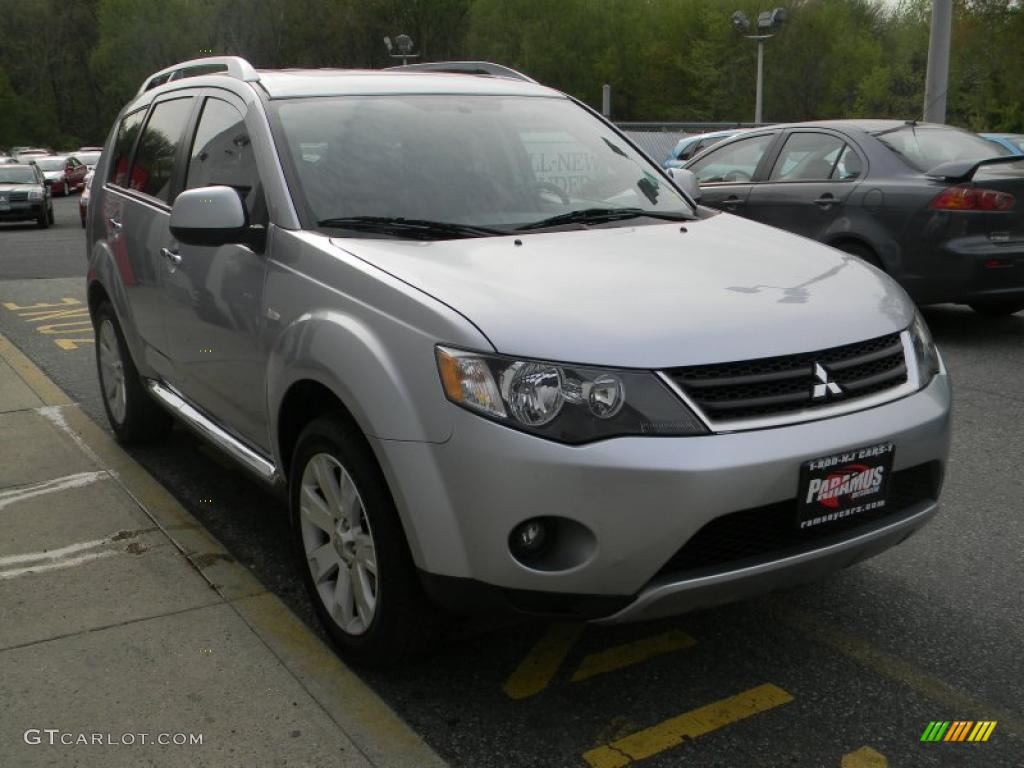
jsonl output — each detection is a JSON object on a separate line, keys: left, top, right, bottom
{"left": 0, "top": 330, "right": 447, "bottom": 768}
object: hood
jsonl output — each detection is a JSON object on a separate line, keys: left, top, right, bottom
{"left": 0, "top": 183, "right": 40, "bottom": 194}
{"left": 42, "top": 171, "right": 63, "bottom": 181}
{"left": 331, "top": 214, "right": 914, "bottom": 368}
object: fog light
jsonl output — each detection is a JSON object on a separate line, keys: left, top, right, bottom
{"left": 510, "top": 519, "right": 548, "bottom": 558}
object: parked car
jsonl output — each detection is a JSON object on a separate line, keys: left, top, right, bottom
{"left": 14, "top": 148, "right": 50, "bottom": 163}
{"left": 79, "top": 169, "right": 94, "bottom": 227}
{"left": 72, "top": 150, "right": 102, "bottom": 171}
{"left": 681, "top": 120, "right": 1024, "bottom": 316}
{"left": 980, "top": 133, "right": 1024, "bottom": 156}
{"left": 0, "top": 163, "right": 54, "bottom": 228}
{"left": 663, "top": 128, "right": 744, "bottom": 168}
{"left": 31, "top": 155, "right": 88, "bottom": 196}
{"left": 87, "top": 57, "right": 950, "bottom": 664}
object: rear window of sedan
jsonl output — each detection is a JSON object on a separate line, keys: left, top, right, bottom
{"left": 874, "top": 125, "right": 1009, "bottom": 171}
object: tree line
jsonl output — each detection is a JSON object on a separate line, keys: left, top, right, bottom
{"left": 0, "top": 0, "right": 1021, "bottom": 150}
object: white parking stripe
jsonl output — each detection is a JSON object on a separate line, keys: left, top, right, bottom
{"left": 0, "top": 550, "right": 119, "bottom": 580}
{"left": 0, "top": 470, "right": 108, "bottom": 512}
{"left": 0, "top": 536, "right": 111, "bottom": 567}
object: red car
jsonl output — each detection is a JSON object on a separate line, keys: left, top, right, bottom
{"left": 31, "top": 155, "right": 88, "bottom": 196}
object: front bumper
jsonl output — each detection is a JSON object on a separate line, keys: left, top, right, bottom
{"left": 0, "top": 202, "right": 43, "bottom": 221}
{"left": 375, "top": 370, "right": 951, "bottom": 619}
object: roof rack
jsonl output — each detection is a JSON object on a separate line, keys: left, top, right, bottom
{"left": 385, "top": 61, "right": 535, "bottom": 84}
{"left": 138, "top": 56, "right": 260, "bottom": 96}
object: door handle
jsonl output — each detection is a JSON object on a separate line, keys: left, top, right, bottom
{"left": 160, "top": 247, "right": 181, "bottom": 267}
{"left": 814, "top": 195, "right": 841, "bottom": 208}
{"left": 106, "top": 217, "right": 122, "bottom": 231}
{"left": 722, "top": 195, "right": 745, "bottom": 207}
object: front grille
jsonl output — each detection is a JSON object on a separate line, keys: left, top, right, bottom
{"left": 5, "top": 191, "right": 28, "bottom": 202}
{"left": 666, "top": 332, "right": 907, "bottom": 421}
{"left": 654, "top": 462, "right": 941, "bottom": 579}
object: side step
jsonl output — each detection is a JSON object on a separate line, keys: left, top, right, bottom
{"left": 147, "top": 380, "right": 280, "bottom": 486}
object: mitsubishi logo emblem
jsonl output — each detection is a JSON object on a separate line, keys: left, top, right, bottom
{"left": 812, "top": 363, "right": 842, "bottom": 400}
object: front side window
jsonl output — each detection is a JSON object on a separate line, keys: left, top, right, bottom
{"left": 129, "top": 97, "right": 194, "bottom": 203}
{"left": 272, "top": 95, "right": 691, "bottom": 230}
{"left": 689, "top": 134, "right": 774, "bottom": 183}
{"left": 109, "top": 109, "right": 146, "bottom": 187}
{"left": 186, "top": 97, "right": 263, "bottom": 222}
{"left": 769, "top": 133, "right": 847, "bottom": 182}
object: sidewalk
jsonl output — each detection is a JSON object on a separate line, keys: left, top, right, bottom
{"left": 0, "top": 333, "right": 447, "bottom": 768}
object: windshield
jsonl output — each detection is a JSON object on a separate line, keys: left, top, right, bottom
{"left": 32, "top": 157, "right": 66, "bottom": 171}
{"left": 874, "top": 126, "right": 1009, "bottom": 171}
{"left": 272, "top": 95, "right": 691, "bottom": 231}
{"left": 0, "top": 168, "right": 38, "bottom": 184}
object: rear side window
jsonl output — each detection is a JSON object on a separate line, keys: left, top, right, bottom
{"left": 108, "top": 109, "right": 146, "bottom": 187}
{"left": 769, "top": 132, "right": 846, "bottom": 181}
{"left": 689, "top": 134, "right": 774, "bottom": 183}
{"left": 129, "top": 97, "right": 194, "bottom": 203}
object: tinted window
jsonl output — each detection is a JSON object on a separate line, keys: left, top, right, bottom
{"left": 875, "top": 125, "right": 1010, "bottom": 171}
{"left": 770, "top": 133, "right": 846, "bottom": 181}
{"left": 689, "top": 134, "right": 774, "bottom": 183}
{"left": 129, "top": 97, "right": 194, "bottom": 202}
{"left": 833, "top": 145, "right": 864, "bottom": 180}
{"left": 109, "top": 109, "right": 146, "bottom": 187}
{"left": 186, "top": 98, "right": 263, "bottom": 221}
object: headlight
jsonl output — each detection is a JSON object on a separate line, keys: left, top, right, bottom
{"left": 28, "top": 190, "right": 43, "bottom": 201}
{"left": 910, "top": 311, "right": 940, "bottom": 387}
{"left": 436, "top": 346, "right": 707, "bottom": 443}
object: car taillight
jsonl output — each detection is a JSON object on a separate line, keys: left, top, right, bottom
{"left": 929, "top": 185, "right": 1015, "bottom": 211}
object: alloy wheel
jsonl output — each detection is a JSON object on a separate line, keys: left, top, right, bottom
{"left": 299, "top": 453, "right": 378, "bottom": 635}
{"left": 98, "top": 319, "right": 127, "bottom": 424}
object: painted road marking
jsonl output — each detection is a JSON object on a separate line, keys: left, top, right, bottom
{"left": 571, "top": 630, "right": 696, "bottom": 683}
{"left": 503, "top": 622, "right": 584, "bottom": 700}
{"left": 1, "top": 297, "right": 94, "bottom": 351}
{"left": 582, "top": 683, "right": 794, "bottom": 768}
{"left": 0, "top": 471, "right": 108, "bottom": 512}
{"left": 0, "top": 527, "right": 154, "bottom": 580}
{"left": 841, "top": 746, "right": 888, "bottom": 767}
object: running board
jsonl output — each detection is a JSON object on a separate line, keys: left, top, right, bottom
{"left": 147, "top": 380, "right": 280, "bottom": 485}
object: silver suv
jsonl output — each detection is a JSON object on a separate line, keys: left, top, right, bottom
{"left": 87, "top": 57, "right": 951, "bottom": 664}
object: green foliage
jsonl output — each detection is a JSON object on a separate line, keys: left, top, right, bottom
{"left": 0, "top": 0, "right": 1021, "bottom": 150}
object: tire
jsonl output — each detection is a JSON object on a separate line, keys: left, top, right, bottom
{"left": 62, "top": 181, "right": 69, "bottom": 196}
{"left": 93, "top": 301, "right": 173, "bottom": 444}
{"left": 36, "top": 206, "right": 49, "bottom": 229}
{"left": 80, "top": 216, "right": 86, "bottom": 229}
{"left": 834, "top": 241, "right": 882, "bottom": 270}
{"left": 969, "top": 300, "right": 1024, "bottom": 317}
{"left": 290, "top": 414, "right": 438, "bottom": 665}
{"left": 47, "top": 204, "right": 54, "bottom": 225}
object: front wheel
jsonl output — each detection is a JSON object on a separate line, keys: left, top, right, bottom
{"left": 290, "top": 415, "right": 438, "bottom": 665}
{"left": 94, "top": 301, "right": 172, "bottom": 443}
{"left": 47, "top": 203, "right": 54, "bottom": 225}
{"left": 36, "top": 206, "right": 49, "bottom": 229}
{"left": 969, "top": 300, "right": 1024, "bottom": 317}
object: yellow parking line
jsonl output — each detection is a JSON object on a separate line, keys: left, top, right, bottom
{"left": 841, "top": 746, "right": 888, "bottom": 768}
{"left": 0, "top": 333, "right": 71, "bottom": 405}
{"left": 502, "top": 622, "right": 584, "bottom": 700}
{"left": 582, "top": 683, "right": 793, "bottom": 768}
{"left": 571, "top": 630, "right": 696, "bottom": 683}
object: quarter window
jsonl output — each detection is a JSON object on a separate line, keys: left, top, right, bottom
{"left": 769, "top": 133, "right": 847, "bottom": 181}
{"left": 108, "top": 109, "right": 146, "bottom": 187}
{"left": 129, "top": 97, "right": 194, "bottom": 203}
{"left": 689, "top": 134, "right": 774, "bottom": 183}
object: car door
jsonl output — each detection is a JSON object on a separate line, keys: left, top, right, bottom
{"left": 685, "top": 132, "right": 778, "bottom": 215}
{"left": 102, "top": 98, "right": 194, "bottom": 375}
{"left": 159, "top": 92, "right": 271, "bottom": 451}
{"left": 744, "top": 130, "right": 865, "bottom": 240}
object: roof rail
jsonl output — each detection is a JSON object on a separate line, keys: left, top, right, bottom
{"left": 385, "top": 61, "right": 536, "bottom": 84}
{"left": 138, "top": 56, "right": 260, "bottom": 96}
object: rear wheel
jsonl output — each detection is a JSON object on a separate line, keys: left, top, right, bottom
{"left": 834, "top": 241, "right": 882, "bottom": 270}
{"left": 290, "top": 414, "right": 438, "bottom": 665}
{"left": 969, "top": 300, "right": 1024, "bottom": 317}
{"left": 94, "top": 301, "right": 172, "bottom": 443}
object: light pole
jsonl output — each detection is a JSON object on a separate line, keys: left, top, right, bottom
{"left": 731, "top": 8, "right": 788, "bottom": 124}
{"left": 923, "top": 0, "right": 952, "bottom": 123}
{"left": 383, "top": 34, "right": 419, "bottom": 66}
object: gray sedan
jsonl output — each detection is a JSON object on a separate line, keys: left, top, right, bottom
{"left": 683, "top": 120, "right": 1024, "bottom": 316}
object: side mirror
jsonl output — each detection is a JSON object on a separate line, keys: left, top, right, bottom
{"left": 667, "top": 167, "right": 702, "bottom": 202}
{"left": 170, "top": 186, "right": 248, "bottom": 247}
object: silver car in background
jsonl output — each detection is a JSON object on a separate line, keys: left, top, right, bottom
{"left": 86, "top": 57, "right": 951, "bottom": 665}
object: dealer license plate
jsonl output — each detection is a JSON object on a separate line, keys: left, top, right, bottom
{"left": 797, "top": 443, "right": 895, "bottom": 530}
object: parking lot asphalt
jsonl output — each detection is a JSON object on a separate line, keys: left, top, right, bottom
{"left": 1, "top": 196, "right": 1022, "bottom": 767}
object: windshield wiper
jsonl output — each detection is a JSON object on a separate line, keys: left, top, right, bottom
{"left": 317, "top": 216, "right": 508, "bottom": 240}
{"left": 517, "top": 207, "right": 692, "bottom": 231}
